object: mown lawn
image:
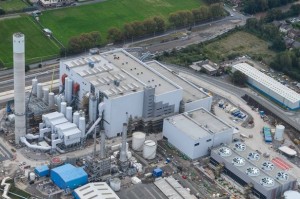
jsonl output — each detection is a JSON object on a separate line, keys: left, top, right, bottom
{"left": 0, "top": 0, "right": 29, "bottom": 12}
{"left": 0, "top": 16, "right": 60, "bottom": 67}
{"left": 40, "top": 0, "right": 202, "bottom": 45}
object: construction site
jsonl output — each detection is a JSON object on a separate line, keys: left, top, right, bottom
{"left": 0, "top": 32, "right": 299, "bottom": 199}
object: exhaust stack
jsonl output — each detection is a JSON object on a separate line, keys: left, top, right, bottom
{"left": 13, "top": 33, "right": 26, "bottom": 144}
{"left": 119, "top": 123, "right": 128, "bottom": 162}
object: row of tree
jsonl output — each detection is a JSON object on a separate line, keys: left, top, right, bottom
{"left": 244, "top": 18, "right": 286, "bottom": 51}
{"left": 263, "top": 4, "right": 300, "bottom": 22}
{"left": 270, "top": 49, "right": 300, "bottom": 80}
{"left": 243, "top": 0, "right": 295, "bottom": 14}
{"left": 169, "top": 4, "right": 225, "bottom": 28}
{"left": 67, "top": 31, "right": 101, "bottom": 54}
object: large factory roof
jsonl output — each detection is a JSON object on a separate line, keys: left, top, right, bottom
{"left": 154, "top": 176, "right": 197, "bottom": 199}
{"left": 73, "top": 182, "right": 120, "bottom": 199}
{"left": 211, "top": 142, "right": 296, "bottom": 190}
{"left": 165, "top": 108, "right": 232, "bottom": 140}
{"left": 146, "top": 61, "right": 209, "bottom": 102}
{"left": 233, "top": 63, "right": 300, "bottom": 103}
{"left": 62, "top": 49, "right": 180, "bottom": 98}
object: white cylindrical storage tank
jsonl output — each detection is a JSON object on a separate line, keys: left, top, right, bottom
{"left": 61, "top": 102, "right": 67, "bottom": 116}
{"left": 67, "top": 78, "right": 73, "bottom": 104}
{"left": 73, "top": 111, "right": 80, "bottom": 126}
{"left": 110, "top": 178, "right": 121, "bottom": 192}
{"left": 132, "top": 132, "right": 146, "bottom": 151}
{"left": 89, "top": 95, "right": 97, "bottom": 122}
{"left": 66, "top": 106, "right": 73, "bottom": 122}
{"left": 143, "top": 140, "right": 157, "bottom": 160}
{"left": 49, "top": 92, "right": 55, "bottom": 107}
{"left": 37, "top": 83, "right": 43, "bottom": 99}
{"left": 32, "top": 78, "right": 38, "bottom": 95}
{"left": 56, "top": 95, "right": 62, "bottom": 112}
{"left": 64, "top": 77, "right": 68, "bottom": 100}
{"left": 43, "top": 87, "right": 49, "bottom": 104}
{"left": 275, "top": 125, "right": 285, "bottom": 141}
{"left": 79, "top": 117, "right": 86, "bottom": 137}
{"left": 29, "top": 172, "right": 36, "bottom": 181}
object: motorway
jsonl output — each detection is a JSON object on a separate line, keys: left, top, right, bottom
{"left": 164, "top": 64, "right": 300, "bottom": 132}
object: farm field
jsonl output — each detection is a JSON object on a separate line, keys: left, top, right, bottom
{"left": 0, "top": 16, "right": 60, "bottom": 67}
{"left": 204, "top": 31, "right": 276, "bottom": 64}
{"left": 40, "top": 0, "right": 202, "bottom": 45}
{"left": 0, "top": 0, "right": 28, "bottom": 12}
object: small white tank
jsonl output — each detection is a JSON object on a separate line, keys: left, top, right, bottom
{"left": 29, "top": 172, "right": 36, "bottom": 181}
{"left": 61, "top": 102, "right": 67, "bottom": 116}
{"left": 89, "top": 95, "right": 97, "bottom": 122}
{"left": 32, "top": 78, "right": 38, "bottom": 95}
{"left": 275, "top": 125, "right": 285, "bottom": 141}
{"left": 64, "top": 77, "right": 69, "bottom": 100}
{"left": 56, "top": 95, "right": 62, "bottom": 112}
{"left": 37, "top": 83, "right": 43, "bottom": 99}
{"left": 143, "top": 140, "right": 157, "bottom": 160}
{"left": 66, "top": 78, "right": 73, "bottom": 104}
{"left": 132, "top": 132, "right": 146, "bottom": 151}
{"left": 110, "top": 178, "right": 121, "bottom": 192}
{"left": 66, "top": 107, "right": 73, "bottom": 122}
{"left": 73, "top": 111, "right": 80, "bottom": 126}
{"left": 48, "top": 92, "right": 55, "bottom": 107}
{"left": 43, "top": 87, "right": 49, "bottom": 104}
{"left": 79, "top": 117, "right": 86, "bottom": 137}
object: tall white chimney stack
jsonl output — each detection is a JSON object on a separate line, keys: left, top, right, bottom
{"left": 13, "top": 33, "right": 26, "bottom": 145}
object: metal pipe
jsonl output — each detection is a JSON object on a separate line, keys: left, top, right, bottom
{"left": 119, "top": 123, "right": 128, "bottom": 162}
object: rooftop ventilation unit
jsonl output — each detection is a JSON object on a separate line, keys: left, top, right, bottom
{"left": 234, "top": 143, "right": 246, "bottom": 151}
{"left": 246, "top": 167, "right": 260, "bottom": 176}
{"left": 276, "top": 171, "right": 289, "bottom": 181}
{"left": 232, "top": 157, "right": 246, "bottom": 167}
{"left": 262, "top": 161, "right": 275, "bottom": 171}
{"left": 218, "top": 147, "right": 232, "bottom": 157}
{"left": 260, "top": 177, "right": 275, "bottom": 187}
{"left": 248, "top": 152, "right": 260, "bottom": 161}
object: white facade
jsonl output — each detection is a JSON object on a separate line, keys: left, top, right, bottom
{"left": 163, "top": 108, "right": 233, "bottom": 159}
{"left": 232, "top": 63, "right": 300, "bottom": 110}
{"left": 60, "top": 49, "right": 212, "bottom": 138}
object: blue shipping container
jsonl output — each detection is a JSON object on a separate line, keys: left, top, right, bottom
{"left": 51, "top": 164, "right": 88, "bottom": 190}
{"left": 153, "top": 168, "right": 163, "bottom": 178}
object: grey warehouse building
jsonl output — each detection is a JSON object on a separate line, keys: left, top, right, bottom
{"left": 163, "top": 108, "right": 233, "bottom": 159}
{"left": 210, "top": 143, "right": 296, "bottom": 199}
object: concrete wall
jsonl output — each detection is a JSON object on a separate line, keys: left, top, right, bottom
{"left": 104, "top": 91, "right": 144, "bottom": 138}
{"left": 155, "top": 89, "right": 183, "bottom": 113}
{"left": 185, "top": 96, "right": 212, "bottom": 112}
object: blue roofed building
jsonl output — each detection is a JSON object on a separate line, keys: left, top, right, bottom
{"left": 34, "top": 165, "right": 50, "bottom": 177}
{"left": 50, "top": 164, "right": 88, "bottom": 190}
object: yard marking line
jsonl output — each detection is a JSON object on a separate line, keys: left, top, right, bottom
{"left": 144, "top": 187, "right": 163, "bottom": 199}
{"left": 131, "top": 189, "right": 140, "bottom": 199}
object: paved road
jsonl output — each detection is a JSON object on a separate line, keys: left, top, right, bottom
{"left": 164, "top": 64, "right": 300, "bottom": 132}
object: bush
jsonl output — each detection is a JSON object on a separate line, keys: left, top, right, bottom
{"left": 25, "top": 65, "right": 30, "bottom": 72}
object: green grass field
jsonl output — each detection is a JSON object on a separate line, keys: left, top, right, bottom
{"left": 40, "top": 0, "right": 202, "bottom": 45}
{"left": 0, "top": 0, "right": 29, "bottom": 12}
{"left": 0, "top": 16, "right": 60, "bottom": 67}
{"left": 204, "top": 31, "right": 276, "bottom": 64}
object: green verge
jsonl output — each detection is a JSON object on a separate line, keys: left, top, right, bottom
{"left": 0, "top": 15, "right": 60, "bottom": 68}
{"left": 39, "top": 0, "right": 202, "bottom": 45}
{"left": 0, "top": 0, "right": 28, "bottom": 12}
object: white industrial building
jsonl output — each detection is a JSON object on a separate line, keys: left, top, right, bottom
{"left": 162, "top": 108, "right": 233, "bottom": 159}
{"left": 232, "top": 63, "right": 300, "bottom": 110}
{"left": 210, "top": 142, "right": 297, "bottom": 199}
{"left": 59, "top": 49, "right": 212, "bottom": 138}
{"left": 73, "top": 182, "right": 120, "bottom": 199}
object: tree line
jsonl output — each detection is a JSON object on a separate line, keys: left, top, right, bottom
{"left": 66, "top": 3, "right": 226, "bottom": 53}
{"left": 243, "top": 0, "right": 296, "bottom": 14}
{"left": 270, "top": 49, "right": 300, "bottom": 80}
{"left": 263, "top": 4, "right": 300, "bottom": 22}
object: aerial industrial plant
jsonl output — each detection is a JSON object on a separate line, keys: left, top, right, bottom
{"left": 0, "top": 32, "right": 299, "bottom": 199}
